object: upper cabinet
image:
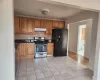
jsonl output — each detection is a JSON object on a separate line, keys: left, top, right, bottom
{"left": 34, "top": 19, "right": 40, "bottom": 28}
{"left": 58, "top": 21, "right": 65, "bottom": 28}
{"left": 14, "top": 16, "right": 65, "bottom": 35}
{"left": 53, "top": 21, "right": 65, "bottom": 28}
{"left": 46, "top": 20, "right": 53, "bottom": 35}
{"left": 40, "top": 19, "right": 46, "bottom": 28}
{"left": 14, "top": 16, "right": 20, "bottom": 33}
{"left": 53, "top": 21, "right": 59, "bottom": 28}
{"left": 27, "top": 18, "right": 34, "bottom": 34}
{"left": 20, "top": 17, "right": 28, "bottom": 33}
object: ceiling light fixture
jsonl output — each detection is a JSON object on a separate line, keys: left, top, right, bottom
{"left": 41, "top": 9, "right": 49, "bottom": 15}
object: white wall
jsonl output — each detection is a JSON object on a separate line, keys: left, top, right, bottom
{"left": 66, "top": 11, "right": 99, "bottom": 71}
{"left": 93, "top": 12, "right": 100, "bottom": 80}
{"left": 84, "top": 20, "right": 92, "bottom": 59}
{"left": 68, "top": 23, "right": 78, "bottom": 53}
{"left": 0, "top": 0, "right": 14, "bottom": 80}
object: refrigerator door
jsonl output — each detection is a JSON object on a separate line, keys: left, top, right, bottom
{"left": 53, "top": 29, "right": 62, "bottom": 56}
{"left": 61, "top": 29, "right": 68, "bottom": 56}
{"left": 52, "top": 29, "right": 61, "bottom": 42}
{"left": 52, "top": 29, "right": 68, "bottom": 56}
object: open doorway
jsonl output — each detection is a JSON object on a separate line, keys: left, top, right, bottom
{"left": 67, "top": 19, "right": 92, "bottom": 67}
{"left": 77, "top": 24, "right": 86, "bottom": 56}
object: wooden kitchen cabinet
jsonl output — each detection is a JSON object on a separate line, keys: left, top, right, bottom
{"left": 14, "top": 16, "right": 20, "bottom": 33}
{"left": 16, "top": 43, "right": 35, "bottom": 59}
{"left": 16, "top": 43, "right": 27, "bottom": 59}
{"left": 58, "top": 21, "right": 65, "bottom": 28}
{"left": 53, "top": 21, "right": 59, "bottom": 28}
{"left": 26, "top": 43, "right": 35, "bottom": 57}
{"left": 34, "top": 19, "right": 41, "bottom": 28}
{"left": 47, "top": 43, "right": 54, "bottom": 55}
{"left": 14, "top": 16, "right": 65, "bottom": 35}
{"left": 27, "top": 18, "right": 34, "bottom": 34}
{"left": 20, "top": 17, "right": 28, "bottom": 33}
{"left": 46, "top": 20, "right": 53, "bottom": 35}
{"left": 40, "top": 19, "right": 46, "bottom": 28}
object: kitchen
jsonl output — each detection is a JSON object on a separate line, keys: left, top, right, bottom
{"left": 0, "top": 0, "right": 99, "bottom": 80}
{"left": 14, "top": 0, "right": 82, "bottom": 60}
{"left": 15, "top": 13, "right": 69, "bottom": 80}
{"left": 14, "top": 0, "right": 92, "bottom": 80}
{"left": 15, "top": 15, "right": 66, "bottom": 59}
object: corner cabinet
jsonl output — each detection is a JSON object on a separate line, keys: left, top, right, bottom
{"left": 53, "top": 21, "right": 59, "bottom": 28}
{"left": 16, "top": 43, "right": 35, "bottom": 60}
{"left": 58, "top": 21, "right": 65, "bottom": 28}
{"left": 47, "top": 43, "right": 54, "bottom": 55}
{"left": 53, "top": 21, "right": 65, "bottom": 29}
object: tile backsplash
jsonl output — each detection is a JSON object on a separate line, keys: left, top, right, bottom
{"left": 15, "top": 34, "right": 52, "bottom": 40}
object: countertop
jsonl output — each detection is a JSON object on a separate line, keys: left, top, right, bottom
{"left": 15, "top": 39, "right": 34, "bottom": 43}
{"left": 15, "top": 39, "right": 52, "bottom": 43}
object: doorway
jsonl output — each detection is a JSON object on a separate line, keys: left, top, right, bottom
{"left": 77, "top": 24, "right": 86, "bottom": 56}
{"left": 67, "top": 19, "right": 93, "bottom": 67}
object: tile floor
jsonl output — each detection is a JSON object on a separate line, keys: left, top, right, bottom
{"left": 15, "top": 56, "right": 93, "bottom": 80}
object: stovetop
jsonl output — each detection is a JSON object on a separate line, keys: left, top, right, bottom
{"left": 34, "top": 40, "right": 48, "bottom": 44}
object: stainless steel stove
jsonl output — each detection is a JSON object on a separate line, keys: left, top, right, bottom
{"left": 34, "top": 37, "right": 48, "bottom": 58}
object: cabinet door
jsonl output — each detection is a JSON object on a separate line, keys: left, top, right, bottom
{"left": 47, "top": 43, "right": 54, "bottom": 55}
{"left": 32, "top": 19, "right": 35, "bottom": 34}
{"left": 27, "top": 43, "right": 34, "bottom": 56}
{"left": 40, "top": 19, "right": 46, "bottom": 28}
{"left": 17, "top": 43, "right": 27, "bottom": 59}
{"left": 34, "top": 19, "right": 40, "bottom": 28}
{"left": 20, "top": 17, "right": 28, "bottom": 33}
{"left": 58, "top": 21, "right": 65, "bottom": 28}
{"left": 46, "top": 20, "right": 53, "bottom": 35}
{"left": 53, "top": 21, "right": 59, "bottom": 28}
{"left": 14, "top": 16, "right": 20, "bottom": 33}
{"left": 27, "top": 18, "right": 33, "bottom": 34}
{"left": 16, "top": 43, "right": 34, "bottom": 59}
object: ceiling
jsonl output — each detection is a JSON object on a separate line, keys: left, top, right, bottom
{"left": 14, "top": 0, "right": 83, "bottom": 20}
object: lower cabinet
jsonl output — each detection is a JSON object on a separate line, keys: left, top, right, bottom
{"left": 16, "top": 42, "right": 54, "bottom": 59}
{"left": 47, "top": 43, "right": 54, "bottom": 55}
{"left": 16, "top": 43, "right": 34, "bottom": 59}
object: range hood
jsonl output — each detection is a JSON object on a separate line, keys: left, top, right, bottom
{"left": 34, "top": 28, "right": 46, "bottom": 32}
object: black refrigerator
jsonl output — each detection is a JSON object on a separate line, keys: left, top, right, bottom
{"left": 52, "top": 28, "right": 68, "bottom": 57}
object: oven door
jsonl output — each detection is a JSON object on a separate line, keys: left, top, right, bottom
{"left": 35, "top": 44, "right": 47, "bottom": 58}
